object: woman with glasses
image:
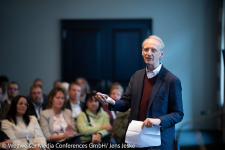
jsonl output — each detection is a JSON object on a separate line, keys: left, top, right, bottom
{"left": 77, "top": 91, "right": 111, "bottom": 149}
{"left": 39, "top": 87, "right": 81, "bottom": 150}
{"left": 1, "top": 95, "right": 46, "bottom": 150}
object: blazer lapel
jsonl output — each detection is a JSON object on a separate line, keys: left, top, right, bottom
{"left": 148, "top": 65, "right": 166, "bottom": 109}
{"left": 49, "top": 109, "right": 55, "bottom": 134}
{"left": 136, "top": 69, "right": 146, "bottom": 109}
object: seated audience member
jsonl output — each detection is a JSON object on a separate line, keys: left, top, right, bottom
{"left": 102, "top": 82, "right": 124, "bottom": 126}
{"left": 32, "top": 78, "right": 48, "bottom": 105}
{"left": 102, "top": 83, "right": 124, "bottom": 146}
{"left": 53, "top": 80, "right": 61, "bottom": 88}
{"left": 0, "top": 75, "right": 9, "bottom": 102}
{"left": 75, "top": 77, "right": 90, "bottom": 103}
{"left": 33, "top": 79, "right": 43, "bottom": 89}
{"left": 27, "top": 85, "right": 47, "bottom": 119}
{"left": 77, "top": 91, "right": 111, "bottom": 149}
{"left": 113, "top": 110, "right": 130, "bottom": 145}
{"left": 39, "top": 87, "right": 81, "bottom": 150}
{"left": 0, "top": 129, "right": 12, "bottom": 150}
{"left": 1, "top": 96, "right": 46, "bottom": 150}
{"left": 4, "top": 82, "right": 20, "bottom": 114}
{"left": 110, "top": 83, "right": 130, "bottom": 145}
{"left": 0, "top": 86, "right": 8, "bottom": 120}
{"left": 59, "top": 82, "right": 69, "bottom": 99}
{"left": 66, "top": 82, "right": 83, "bottom": 119}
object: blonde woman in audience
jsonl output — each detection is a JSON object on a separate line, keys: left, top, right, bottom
{"left": 77, "top": 91, "right": 111, "bottom": 150}
{"left": 1, "top": 95, "right": 46, "bottom": 150}
{"left": 39, "top": 87, "right": 81, "bottom": 150}
{"left": 110, "top": 83, "right": 130, "bottom": 145}
{"left": 102, "top": 82, "right": 124, "bottom": 126}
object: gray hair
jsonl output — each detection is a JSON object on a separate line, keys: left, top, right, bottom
{"left": 142, "top": 35, "right": 165, "bottom": 51}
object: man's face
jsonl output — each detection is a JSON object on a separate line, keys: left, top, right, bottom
{"left": 2, "top": 81, "right": 8, "bottom": 93}
{"left": 76, "top": 78, "right": 85, "bottom": 95}
{"left": 54, "top": 81, "right": 61, "bottom": 88}
{"left": 142, "top": 38, "right": 164, "bottom": 68}
{"left": 30, "top": 87, "right": 43, "bottom": 104}
{"left": 68, "top": 84, "right": 81, "bottom": 101}
{"left": 34, "top": 80, "right": 43, "bottom": 88}
{"left": 7, "top": 83, "right": 19, "bottom": 98}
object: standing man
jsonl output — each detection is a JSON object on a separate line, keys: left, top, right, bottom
{"left": 96, "top": 35, "right": 184, "bottom": 150}
{"left": 27, "top": 85, "right": 47, "bottom": 119}
{"left": 66, "top": 82, "right": 83, "bottom": 119}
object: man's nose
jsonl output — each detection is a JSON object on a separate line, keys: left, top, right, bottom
{"left": 148, "top": 50, "right": 153, "bottom": 55}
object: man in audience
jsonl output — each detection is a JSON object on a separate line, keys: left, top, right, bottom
{"left": 4, "top": 81, "right": 20, "bottom": 113}
{"left": 27, "top": 85, "right": 47, "bottom": 119}
{"left": 66, "top": 82, "right": 83, "bottom": 119}
{"left": 33, "top": 78, "right": 43, "bottom": 88}
{"left": 75, "top": 77, "right": 90, "bottom": 103}
{"left": 59, "top": 82, "right": 70, "bottom": 99}
{"left": 32, "top": 78, "right": 48, "bottom": 105}
{"left": 53, "top": 80, "right": 61, "bottom": 88}
{"left": 0, "top": 75, "right": 9, "bottom": 102}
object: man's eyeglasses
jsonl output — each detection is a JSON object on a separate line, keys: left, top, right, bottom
{"left": 17, "top": 102, "right": 29, "bottom": 106}
{"left": 8, "top": 87, "right": 19, "bottom": 91}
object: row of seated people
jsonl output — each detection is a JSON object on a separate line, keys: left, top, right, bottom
{"left": 0, "top": 76, "right": 90, "bottom": 104}
{"left": 0, "top": 83, "right": 130, "bottom": 150}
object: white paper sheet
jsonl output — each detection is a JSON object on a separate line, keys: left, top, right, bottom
{"left": 125, "top": 120, "right": 161, "bottom": 147}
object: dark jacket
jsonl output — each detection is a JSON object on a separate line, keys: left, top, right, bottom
{"left": 109, "top": 65, "right": 184, "bottom": 150}
{"left": 27, "top": 102, "right": 47, "bottom": 119}
{"left": 0, "top": 102, "right": 9, "bottom": 120}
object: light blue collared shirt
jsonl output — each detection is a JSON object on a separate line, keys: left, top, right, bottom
{"left": 146, "top": 63, "right": 162, "bottom": 79}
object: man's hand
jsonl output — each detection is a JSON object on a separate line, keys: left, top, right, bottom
{"left": 96, "top": 92, "right": 115, "bottom": 105}
{"left": 141, "top": 118, "right": 161, "bottom": 129}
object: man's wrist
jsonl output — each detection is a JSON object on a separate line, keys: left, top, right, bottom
{"left": 156, "top": 118, "right": 161, "bottom": 125}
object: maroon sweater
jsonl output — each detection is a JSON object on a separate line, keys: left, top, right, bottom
{"left": 138, "top": 74, "right": 158, "bottom": 121}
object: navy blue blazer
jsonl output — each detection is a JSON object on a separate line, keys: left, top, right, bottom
{"left": 109, "top": 65, "right": 184, "bottom": 150}
{"left": 27, "top": 102, "right": 47, "bottom": 119}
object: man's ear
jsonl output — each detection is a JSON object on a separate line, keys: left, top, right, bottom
{"left": 160, "top": 50, "right": 165, "bottom": 58}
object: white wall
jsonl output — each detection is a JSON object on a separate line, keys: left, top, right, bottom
{"left": 0, "top": 0, "right": 219, "bottom": 130}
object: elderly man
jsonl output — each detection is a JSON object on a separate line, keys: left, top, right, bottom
{"left": 96, "top": 35, "right": 184, "bottom": 150}
{"left": 27, "top": 85, "right": 47, "bottom": 119}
